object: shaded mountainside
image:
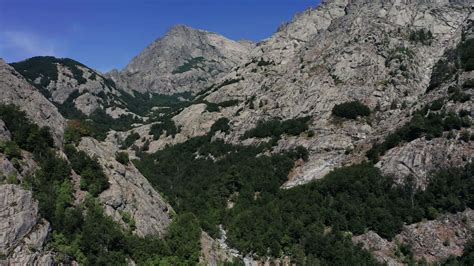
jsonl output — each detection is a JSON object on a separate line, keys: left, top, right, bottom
{"left": 1, "top": 0, "right": 474, "bottom": 265}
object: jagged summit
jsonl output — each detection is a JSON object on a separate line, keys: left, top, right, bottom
{"left": 108, "top": 23, "right": 254, "bottom": 94}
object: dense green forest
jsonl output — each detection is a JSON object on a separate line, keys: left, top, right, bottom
{"left": 0, "top": 104, "right": 221, "bottom": 265}
{"left": 135, "top": 114, "right": 474, "bottom": 264}
{"left": 1, "top": 77, "right": 472, "bottom": 264}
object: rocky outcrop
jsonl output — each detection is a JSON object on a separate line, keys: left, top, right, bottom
{"left": 182, "top": 0, "right": 474, "bottom": 187}
{"left": 200, "top": 232, "right": 236, "bottom": 266}
{"left": 108, "top": 25, "right": 253, "bottom": 95}
{"left": 0, "top": 184, "right": 54, "bottom": 265}
{"left": 77, "top": 137, "right": 173, "bottom": 237}
{"left": 0, "top": 59, "right": 65, "bottom": 146}
{"left": 354, "top": 209, "right": 474, "bottom": 264}
{"left": 377, "top": 137, "right": 474, "bottom": 189}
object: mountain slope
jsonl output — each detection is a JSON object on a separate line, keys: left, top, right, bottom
{"left": 107, "top": 25, "right": 253, "bottom": 94}
{"left": 0, "top": 59, "right": 66, "bottom": 145}
{"left": 10, "top": 56, "right": 125, "bottom": 117}
{"left": 180, "top": 0, "right": 474, "bottom": 187}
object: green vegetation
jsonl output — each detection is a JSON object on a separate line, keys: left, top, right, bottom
{"left": 135, "top": 134, "right": 309, "bottom": 237}
{"left": 428, "top": 33, "right": 474, "bottom": 91}
{"left": 64, "top": 145, "right": 109, "bottom": 197}
{"left": 172, "top": 57, "right": 206, "bottom": 74}
{"left": 64, "top": 120, "right": 91, "bottom": 144}
{"left": 57, "top": 90, "right": 143, "bottom": 142}
{"left": 443, "top": 239, "right": 474, "bottom": 265}
{"left": 409, "top": 29, "right": 433, "bottom": 45}
{"left": 0, "top": 105, "right": 54, "bottom": 160}
{"left": 121, "top": 132, "right": 140, "bottom": 149}
{"left": 448, "top": 86, "right": 471, "bottom": 103}
{"left": 0, "top": 103, "right": 203, "bottom": 265}
{"left": 332, "top": 101, "right": 371, "bottom": 119}
{"left": 242, "top": 117, "right": 311, "bottom": 140}
{"left": 427, "top": 49, "right": 459, "bottom": 92}
{"left": 10, "top": 56, "right": 88, "bottom": 95}
{"left": 116, "top": 152, "right": 130, "bottom": 165}
{"left": 118, "top": 90, "right": 192, "bottom": 117}
{"left": 459, "top": 38, "right": 474, "bottom": 71}
{"left": 205, "top": 100, "right": 239, "bottom": 112}
{"left": 367, "top": 100, "right": 471, "bottom": 162}
{"left": 136, "top": 119, "right": 474, "bottom": 263}
{"left": 120, "top": 211, "right": 136, "bottom": 231}
{"left": 210, "top": 117, "right": 231, "bottom": 134}
{"left": 0, "top": 141, "right": 22, "bottom": 159}
{"left": 150, "top": 119, "right": 181, "bottom": 140}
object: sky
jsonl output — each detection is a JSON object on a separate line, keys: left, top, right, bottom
{"left": 0, "top": 0, "right": 320, "bottom": 72}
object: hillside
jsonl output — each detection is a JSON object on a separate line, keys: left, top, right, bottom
{"left": 1, "top": 0, "right": 473, "bottom": 265}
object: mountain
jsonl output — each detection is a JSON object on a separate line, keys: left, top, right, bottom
{"left": 10, "top": 56, "right": 124, "bottom": 117}
{"left": 107, "top": 24, "right": 254, "bottom": 94}
{"left": 1, "top": 0, "right": 473, "bottom": 265}
{"left": 0, "top": 59, "right": 66, "bottom": 145}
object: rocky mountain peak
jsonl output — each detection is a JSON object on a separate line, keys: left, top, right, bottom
{"left": 109, "top": 24, "right": 253, "bottom": 94}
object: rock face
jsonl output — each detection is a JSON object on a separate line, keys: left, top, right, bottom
{"left": 167, "top": 0, "right": 474, "bottom": 187}
{"left": 78, "top": 137, "right": 173, "bottom": 237}
{"left": 0, "top": 59, "right": 66, "bottom": 146}
{"left": 108, "top": 25, "right": 253, "bottom": 94}
{"left": 354, "top": 209, "right": 474, "bottom": 264}
{"left": 0, "top": 184, "right": 54, "bottom": 265}
{"left": 377, "top": 137, "right": 474, "bottom": 189}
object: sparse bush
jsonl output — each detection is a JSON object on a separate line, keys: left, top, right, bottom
{"left": 121, "top": 132, "right": 140, "bottom": 149}
{"left": 116, "top": 152, "right": 130, "bottom": 165}
{"left": 332, "top": 101, "right": 371, "bottom": 119}
{"left": 150, "top": 119, "right": 180, "bottom": 140}
{"left": 409, "top": 29, "right": 433, "bottom": 45}
{"left": 210, "top": 118, "right": 230, "bottom": 134}
{"left": 242, "top": 117, "right": 311, "bottom": 139}
{"left": 0, "top": 141, "right": 22, "bottom": 159}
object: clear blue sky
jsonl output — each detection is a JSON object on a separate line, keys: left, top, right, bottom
{"left": 0, "top": 0, "right": 320, "bottom": 72}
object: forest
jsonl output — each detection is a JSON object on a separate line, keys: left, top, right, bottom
{"left": 1, "top": 102, "right": 472, "bottom": 265}
{"left": 0, "top": 104, "right": 219, "bottom": 265}
{"left": 135, "top": 117, "right": 474, "bottom": 264}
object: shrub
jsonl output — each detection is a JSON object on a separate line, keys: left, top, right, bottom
{"left": 367, "top": 98, "right": 472, "bottom": 162}
{"left": 116, "top": 152, "right": 130, "bottom": 165}
{"left": 242, "top": 117, "right": 311, "bottom": 139}
{"left": 409, "top": 29, "right": 433, "bottom": 45}
{"left": 205, "top": 100, "right": 239, "bottom": 113}
{"left": 64, "top": 120, "right": 91, "bottom": 144}
{"left": 120, "top": 211, "right": 136, "bottom": 231}
{"left": 332, "top": 101, "right": 371, "bottom": 119}
{"left": 430, "top": 99, "right": 444, "bottom": 111}
{"left": 64, "top": 145, "right": 109, "bottom": 196}
{"left": 460, "top": 130, "right": 471, "bottom": 142}
{"left": 0, "top": 141, "right": 22, "bottom": 159}
{"left": 172, "top": 57, "right": 205, "bottom": 74}
{"left": 0, "top": 105, "right": 54, "bottom": 159}
{"left": 121, "top": 132, "right": 140, "bottom": 149}
{"left": 150, "top": 119, "right": 180, "bottom": 140}
{"left": 210, "top": 118, "right": 230, "bottom": 134}
{"left": 459, "top": 38, "right": 474, "bottom": 71}
{"left": 6, "top": 172, "right": 18, "bottom": 185}
{"left": 205, "top": 102, "right": 220, "bottom": 112}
